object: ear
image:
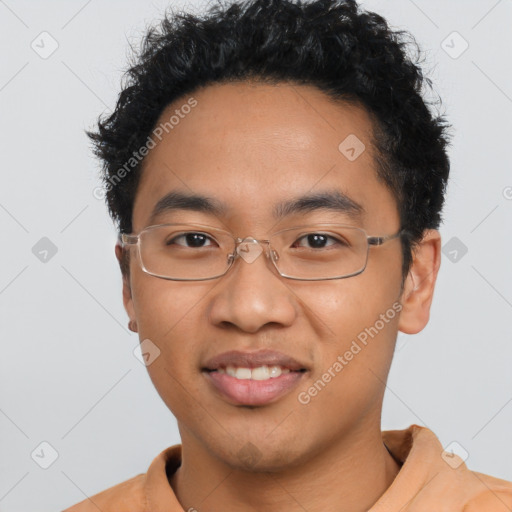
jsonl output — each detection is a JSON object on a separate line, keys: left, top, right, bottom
{"left": 398, "top": 229, "right": 441, "bottom": 334}
{"left": 115, "top": 242, "right": 138, "bottom": 332}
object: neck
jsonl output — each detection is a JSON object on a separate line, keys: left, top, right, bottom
{"left": 169, "top": 422, "right": 401, "bottom": 512}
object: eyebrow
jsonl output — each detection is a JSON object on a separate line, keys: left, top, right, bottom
{"left": 273, "top": 190, "right": 364, "bottom": 220}
{"left": 148, "top": 189, "right": 364, "bottom": 225}
{"left": 149, "top": 191, "right": 228, "bottom": 224}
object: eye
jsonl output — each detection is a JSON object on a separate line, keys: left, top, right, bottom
{"left": 166, "top": 232, "right": 216, "bottom": 248}
{"left": 294, "top": 233, "right": 345, "bottom": 250}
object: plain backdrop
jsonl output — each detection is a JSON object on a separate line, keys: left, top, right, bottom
{"left": 0, "top": 0, "right": 511, "bottom": 510}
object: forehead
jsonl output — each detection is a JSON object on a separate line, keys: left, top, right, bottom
{"left": 132, "top": 81, "right": 398, "bottom": 232}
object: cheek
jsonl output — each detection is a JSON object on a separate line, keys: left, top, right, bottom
{"left": 293, "top": 290, "right": 400, "bottom": 434}
{"left": 130, "top": 274, "right": 210, "bottom": 368}
{"left": 295, "top": 273, "right": 401, "bottom": 396}
{"left": 130, "top": 276, "right": 212, "bottom": 415}
{"left": 296, "top": 271, "right": 400, "bottom": 344}
{"left": 131, "top": 271, "right": 209, "bottom": 338}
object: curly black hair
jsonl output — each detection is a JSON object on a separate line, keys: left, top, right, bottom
{"left": 87, "top": 0, "right": 451, "bottom": 280}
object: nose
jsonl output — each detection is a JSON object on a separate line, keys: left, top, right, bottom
{"left": 207, "top": 238, "right": 297, "bottom": 333}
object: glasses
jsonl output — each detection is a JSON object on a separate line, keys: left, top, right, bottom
{"left": 120, "top": 222, "right": 404, "bottom": 281}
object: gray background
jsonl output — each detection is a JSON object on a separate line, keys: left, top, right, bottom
{"left": 0, "top": 0, "right": 511, "bottom": 510}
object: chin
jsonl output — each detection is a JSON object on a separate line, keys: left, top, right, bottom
{"left": 211, "top": 436, "right": 310, "bottom": 473}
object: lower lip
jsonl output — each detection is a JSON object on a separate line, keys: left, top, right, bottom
{"left": 203, "top": 370, "right": 305, "bottom": 406}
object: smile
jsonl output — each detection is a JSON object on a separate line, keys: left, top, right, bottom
{"left": 214, "top": 364, "right": 292, "bottom": 380}
{"left": 203, "top": 368, "right": 306, "bottom": 406}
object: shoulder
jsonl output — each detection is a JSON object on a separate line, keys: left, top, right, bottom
{"left": 379, "top": 424, "right": 512, "bottom": 511}
{"left": 463, "top": 471, "right": 512, "bottom": 511}
{"left": 62, "top": 473, "right": 148, "bottom": 512}
{"left": 61, "top": 444, "right": 182, "bottom": 512}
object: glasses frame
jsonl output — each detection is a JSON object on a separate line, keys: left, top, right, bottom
{"left": 120, "top": 222, "right": 405, "bottom": 281}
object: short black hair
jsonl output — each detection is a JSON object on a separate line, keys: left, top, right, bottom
{"left": 87, "top": 0, "right": 451, "bottom": 280}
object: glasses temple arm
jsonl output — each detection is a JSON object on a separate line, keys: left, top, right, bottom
{"left": 120, "top": 233, "right": 139, "bottom": 246}
{"left": 368, "top": 228, "right": 408, "bottom": 246}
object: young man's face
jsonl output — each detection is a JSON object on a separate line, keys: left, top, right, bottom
{"left": 119, "top": 82, "right": 438, "bottom": 470}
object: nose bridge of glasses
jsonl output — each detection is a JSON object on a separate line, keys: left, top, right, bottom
{"left": 234, "top": 237, "right": 274, "bottom": 264}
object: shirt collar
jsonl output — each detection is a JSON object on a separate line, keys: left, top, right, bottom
{"left": 142, "top": 424, "right": 511, "bottom": 512}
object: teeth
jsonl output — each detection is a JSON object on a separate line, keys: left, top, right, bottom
{"left": 235, "top": 367, "right": 252, "bottom": 380}
{"left": 221, "top": 365, "right": 292, "bottom": 380}
{"left": 252, "top": 366, "right": 270, "bottom": 380}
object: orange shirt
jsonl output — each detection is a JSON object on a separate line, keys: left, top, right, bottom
{"left": 63, "top": 424, "right": 512, "bottom": 511}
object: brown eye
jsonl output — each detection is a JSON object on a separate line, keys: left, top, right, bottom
{"left": 294, "top": 233, "right": 344, "bottom": 249}
{"left": 167, "top": 232, "right": 215, "bottom": 248}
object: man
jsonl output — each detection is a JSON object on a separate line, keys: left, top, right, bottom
{"left": 64, "top": 0, "right": 512, "bottom": 510}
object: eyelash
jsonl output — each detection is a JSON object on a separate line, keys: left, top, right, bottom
{"left": 168, "top": 232, "right": 344, "bottom": 249}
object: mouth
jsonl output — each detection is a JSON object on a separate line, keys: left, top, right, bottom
{"left": 201, "top": 350, "right": 308, "bottom": 406}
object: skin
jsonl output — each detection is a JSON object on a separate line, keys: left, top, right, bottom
{"left": 115, "top": 81, "right": 441, "bottom": 512}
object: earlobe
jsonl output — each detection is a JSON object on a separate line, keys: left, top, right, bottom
{"left": 397, "top": 229, "right": 441, "bottom": 335}
{"left": 115, "top": 243, "right": 138, "bottom": 332}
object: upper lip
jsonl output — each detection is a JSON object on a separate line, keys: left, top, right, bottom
{"left": 202, "top": 349, "right": 307, "bottom": 371}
